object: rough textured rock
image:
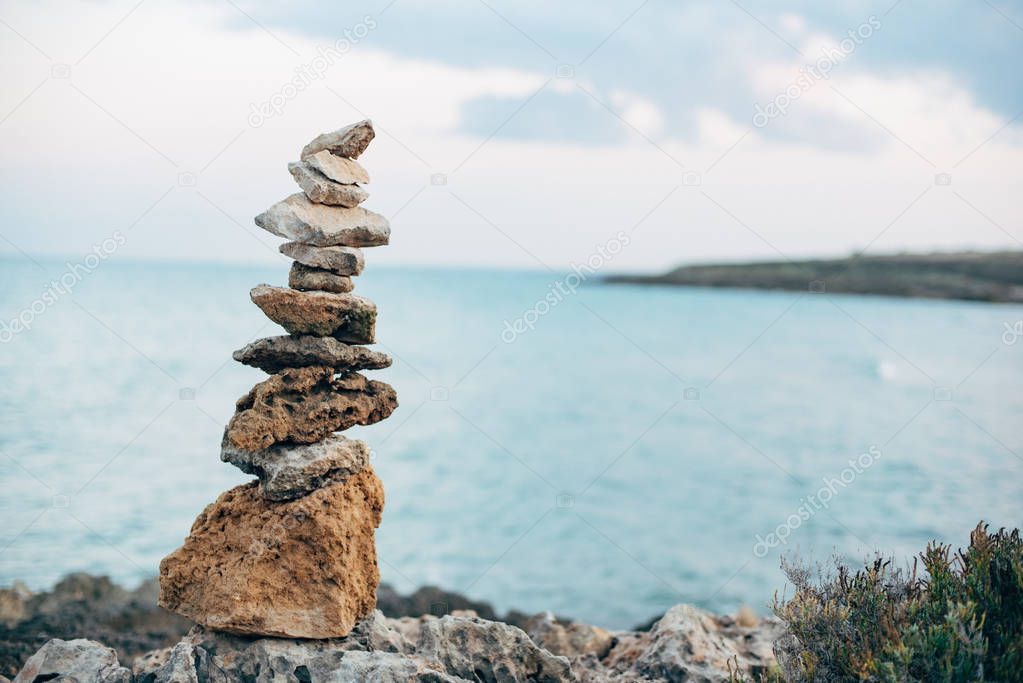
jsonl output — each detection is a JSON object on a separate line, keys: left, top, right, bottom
{"left": 233, "top": 335, "right": 391, "bottom": 373}
{"left": 126, "top": 611, "right": 573, "bottom": 683}
{"left": 158, "top": 470, "right": 384, "bottom": 639}
{"left": 223, "top": 366, "right": 397, "bottom": 451}
{"left": 250, "top": 285, "right": 376, "bottom": 342}
{"left": 221, "top": 434, "right": 371, "bottom": 501}
{"left": 301, "top": 119, "right": 375, "bottom": 160}
{"left": 12, "top": 638, "right": 131, "bottom": 683}
{"left": 257, "top": 193, "right": 389, "bottom": 248}
{"left": 288, "top": 261, "right": 354, "bottom": 293}
{"left": 525, "top": 611, "right": 614, "bottom": 660}
{"left": 288, "top": 161, "right": 369, "bottom": 207}
{"left": 0, "top": 574, "right": 190, "bottom": 678}
{"left": 281, "top": 241, "right": 366, "bottom": 277}
{"left": 0, "top": 584, "right": 29, "bottom": 628}
{"left": 417, "top": 614, "right": 574, "bottom": 682}
{"left": 604, "top": 605, "right": 783, "bottom": 682}
{"left": 305, "top": 149, "right": 370, "bottom": 184}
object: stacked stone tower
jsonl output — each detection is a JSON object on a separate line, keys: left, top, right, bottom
{"left": 159, "top": 121, "right": 398, "bottom": 638}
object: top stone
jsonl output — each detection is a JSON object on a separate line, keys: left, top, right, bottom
{"left": 301, "top": 120, "right": 375, "bottom": 160}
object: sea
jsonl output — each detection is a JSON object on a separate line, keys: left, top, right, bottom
{"left": 0, "top": 257, "right": 1020, "bottom": 629}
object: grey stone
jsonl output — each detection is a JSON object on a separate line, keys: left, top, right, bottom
{"left": 626, "top": 605, "right": 783, "bottom": 683}
{"left": 525, "top": 611, "right": 614, "bottom": 659}
{"left": 257, "top": 193, "right": 389, "bottom": 248}
{"left": 416, "top": 614, "right": 574, "bottom": 683}
{"left": 280, "top": 241, "right": 365, "bottom": 276}
{"left": 177, "top": 622, "right": 463, "bottom": 682}
{"left": 301, "top": 119, "right": 375, "bottom": 160}
{"left": 249, "top": 285, "right": 376, "bottom": 342}
{"left": 305, "top": 150, "right": 370, "bottom": 184}
{"left": 221, "top": 435, "right": 372, "bottom": 501}
{"left": 233, "top": 335, "right": 392, "bottom": 373}
{"left": 288, "top": 161, "right": 369, "bottom": 207}
{"left": 13, "top": 639, "right": 131, "bottom": 683}
{"left": 289, "top": 261, "right": 353, "bottom": 293}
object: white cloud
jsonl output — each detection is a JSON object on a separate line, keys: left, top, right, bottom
{"left": 0, "top": 0, "right": 1019, "bottom": 273}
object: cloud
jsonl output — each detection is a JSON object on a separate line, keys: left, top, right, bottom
{"left": 0, "top": 0, "right": 1019, "bottom": 272}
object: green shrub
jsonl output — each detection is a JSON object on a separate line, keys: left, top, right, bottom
{"left": 772, "top": 523, "right": 1023, "bottom": 682}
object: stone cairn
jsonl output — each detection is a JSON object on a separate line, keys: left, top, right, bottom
{"left": 158, "top": 120, "right": 398, "bottom": 639}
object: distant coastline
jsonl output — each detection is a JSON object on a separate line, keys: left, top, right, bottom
{"left": 604, "top": 251, "right": 1023, "bottom": 303}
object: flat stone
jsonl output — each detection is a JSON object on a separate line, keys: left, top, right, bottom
{"left": 221, "top": 434, "right": 371, "bottom": 501}
{"left": 233, "top": 335, "right": 392, "bottom": 374}
{"left": 257, "top": 193, "right": 389, "bottom": 248}
{"left": 301, "top": 119, "right": 375, "bottom": 160}
{"left": 224, "top": 366, "right": 397, "bottom": 451}
{"left": 280, "top": 241, "right": 366, "bottom": 276}
{"left": 13, "top": 639, "right": 131, "bottom": 683}
{"left": 158, "top": 469, "right": 384, "bottom": 638}
{"left": 289, "top": 262, "right": 353, "bottom": 293}
{"left": 250, "top": 285, "right": 375, "bottom": 342}
{"left": 305, "top": 150, "right": 370, "bottom": 184}
{"left": 288, "top": 161, "right": 369, "bottom": 207}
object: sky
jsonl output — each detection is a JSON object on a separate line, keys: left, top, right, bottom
{"left": 0, "top": 0, "right": 1021, "bottom": 271}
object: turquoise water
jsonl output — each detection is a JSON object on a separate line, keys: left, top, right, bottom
{"left": 0, "top": 257, "right": 1020, "bottom": 629}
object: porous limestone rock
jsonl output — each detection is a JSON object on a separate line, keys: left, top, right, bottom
{"left": 221, "top": 434, "right": 371, "bottom": 501}
{"left": 289, "top": 261, "right": 354, "bottom": 293}
{"left": 305, "top": 150, "right": 370, "bottom": 184}
{"left": 131, "top": 611, "right": 573, "bottom": 683}
{"left": 223, "top": 366, "right": 397, "bottom": 451}
{"left": 233, "top": 335, "right": 392, "bottom": 374}
{"left": 301, "top": 119, "right": 375, "bottom": 160}
{"left": 257, "top": 193, "right": 389, "bottom": 248}
{"left": 416, "top": 614, "right": 574, "bottom": 683}
{"left": 288, "top": 161, "right": 369, "bottom": 207}
{"left": 280, "top": 241, "right": 366, "bottom": 275}
{"left": 12, "top": 638, "right": 131, "bottom": 683}
{"left": 249, "top": 285, "right": 376, "bottom": 343}
{"left": 604, "top": 604, "right": 783, "bottom": 682}
{"left": 158, "top": 469, "right": 384, "bottom": 639}
{"left": 525, "top": 611, "right": 614, "bottom": 659}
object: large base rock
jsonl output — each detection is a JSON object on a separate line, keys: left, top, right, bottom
{"left": 158, "top": 468, "right": 384, "bottom": 639}
{"left": 131, "top": 611, "right": 572, "bottom": 683}
{"left": 224, "top": 366, "right": 397, "bottom": 451}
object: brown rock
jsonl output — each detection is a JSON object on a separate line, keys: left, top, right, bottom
{"left": 289, "top": 262, "right": 354, "bottom": 293}
{"left": 288, "top": 162, "right": 369, "bottom": 207}
{"left": 280, "top": 242, "right": 365, "bottom": 276}
{"left": 233, "top": 335, "right": 392, "bottom": 374}
{"left": 301, "top": 120, "right": 375, "bottom": 160}
{"left": 305, "top": 150, "right": 370, "bottom": 184}
{"left": 250, "top": 285, "right": 376, "bottom": 343}
{"left": 158, "top": 469, "right": 384, "bottom": 638}
{"left": 223, "top": 366, "right": 397, "bottom": 451}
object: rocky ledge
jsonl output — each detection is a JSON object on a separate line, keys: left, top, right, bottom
{"left": 1, "top": 575, "right": 783, "bottom": 682}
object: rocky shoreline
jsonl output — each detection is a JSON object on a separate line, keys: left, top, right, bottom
{"left": 1, "top": 574, "right": 782, "bottom": 681}
{"left": 605, "top": 251, "right": 1023, "bottom": 303}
